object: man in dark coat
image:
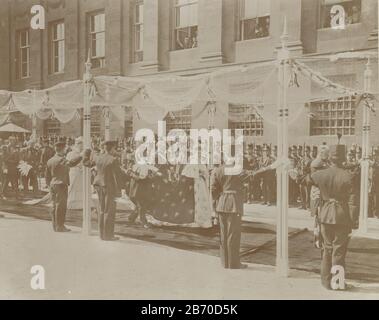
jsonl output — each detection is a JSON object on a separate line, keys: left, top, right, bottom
{"left": 40, "top": 138, "right": 55, "bottom": 177}
{"left": 211, "top": 159, "right": 248, "bottom": 270}
{"left": 311, "top": 145, "right": 359, "bottom": 290}
{"left": 2, "top": 144, "right": 20, "bottom": 199}
{"left": 83, "top": 141, "right": 126, "bottom": 241}
{"left": 46, "top": 141, "right": 82, "bottom": 232}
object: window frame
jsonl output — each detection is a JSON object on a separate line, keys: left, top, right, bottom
{"left": 309, "top": 96, "right": 357, "bottom": 137}
{"left": 165, "top": 106, "right": 192, "bottom": 135}
{"left": 17, "top": 29, "right": 30, "bottom": 79}
{"left": 318, "top": 0, "right": 362, "bottom": 30}
{"left": 173, "top": 0, "right": 198, "bottom": 51}
{"left": 49, "top": 20, "right": 65, "bottom": 74}
{"left": 228, "top": 104, "right": 264, "bottom": 137}
{"left": 238, "top": 0, "right": 271, "bottom": 41}
{"left": 132, "top": 0, "right": 144, "bottom": 63}
{"left": 88, "top": 10, "right": 106, "bottom": 69}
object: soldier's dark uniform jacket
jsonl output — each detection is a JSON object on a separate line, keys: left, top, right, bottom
{"left": 83, "top": 144, "right": 126, "bottom": 240}
{"left": 211, "top": 166, "right": 248, "bottom": 269}
{"left": 312, "top": 166, "right": 359, "bottom": 228}
{"left": 311, "top": 145, "right": 359, "bottom": 290}
{"left": 46, "top": 150, "right": 82, "bottom": 232}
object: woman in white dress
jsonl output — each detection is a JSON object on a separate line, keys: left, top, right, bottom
{"left": 67, "top": 137, "right": 84, "bottom": 210}
{"left": 181, "top": 164, "right": 213, "bottom": 228}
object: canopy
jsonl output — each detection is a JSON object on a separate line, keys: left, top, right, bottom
{"left": 0, "top": 56, "right": 376, "bottom": 126}
{"left": 0, "top": 122, "right": 30, "bottom": 133}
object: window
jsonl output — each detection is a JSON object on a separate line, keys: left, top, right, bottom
{"left": 174, "top": 0, "right": 198, "bottom": 50}
{"left": 310, "top": 97, "right": 356, "bottom": 136}
{"left": 45, "top": 119, "right": 61, "bottom": 136}
{"left": 88, "top": 12, "right": 106, "bottom": 68}
{"left": 49, "top": 21, "right": 65, "bottom": 73}
{"left": 228, "top": 104, "right": 264, "bottom": 137}
{"left": 165, "top": 107, "right": 192, "bottom": 134}
{"left": 310, "top": 75, "right": 357, "bottom": 136}
{"left": 239, "top": 0, "right": 270, "bottom": 41}
{"left": 91, "top": 106, "right": 102, "bottom": 137}
{"left": 133, "top": 1, "right": 144, "bottom": 62}
{"left": 125, "top": 106, "right": 134, "bottom": 138}
{"left": 319, "top": 0, "right": 361, "bottom": 29}
{"left": 17, "top": 29, "right": 30, "bottom": 79}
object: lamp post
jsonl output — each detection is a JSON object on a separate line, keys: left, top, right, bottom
{"left": 359, "top": 58, "right": 373, "bottom": 234}
{"left": 82, "top": 54, "right": 92, "bottom": 236}
{"left": 276, "top": 17, "right": 290, "bottom": 277}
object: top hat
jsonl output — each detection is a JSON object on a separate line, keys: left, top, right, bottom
{"left": 329, "top": 145, "right": 346, "bottom": 162}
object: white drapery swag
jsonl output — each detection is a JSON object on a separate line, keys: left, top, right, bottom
{"left": 0, "top": 59, "right": 375, "bottom": 125}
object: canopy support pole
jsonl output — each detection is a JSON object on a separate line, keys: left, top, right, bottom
{"left": 359, "top": 59, "right": 373, "bottom": 235}
{"left": 276, "top": 17, "right": 290, "bottom": 277}
{"left": 104, "top": 107, "right": 111, "bottom": 141}
{"left": 82, "top": 54, "right": 92, "bottom": 236}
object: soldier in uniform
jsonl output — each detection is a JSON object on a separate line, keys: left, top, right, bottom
{"left": 211, "top": 156, "right": 248, "bottom": 269}
{"left": 21, "top": 140, "right": 40, "bottom": 193}
{"left": 2, "top": 142, "right": 20, "bottom": 199}
{"left": 83, "top": 140, "right": 126, "bottom": 241}
{"left": 311, "top": 145, "right": 359, "bottom": 290}
{"left": 299, "top": 146, "right": 313, "bottom": 210}
{"left": 40, "top": 138, "right": 55, "bottom": 178}
{"left": 260, "top": 145, "right": 275, "bottom": 206}
{"left": 46, "top": 141, "right": 83, "bottom": 232}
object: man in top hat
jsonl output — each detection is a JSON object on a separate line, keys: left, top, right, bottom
{"left": 83, "top": 140, "right": 126, "bottom": 241}
{"left": 40, "top": 138, "right": 55, "bottom": 178}
{"left": 46, "top": 141, "right": 83, "bottom": 232}
{"left": 311, "top": 145, "right": 359, "bottom": 290}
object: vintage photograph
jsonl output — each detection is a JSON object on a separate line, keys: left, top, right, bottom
{"left": 0, "top": 0, "right": 378, "bottom": 301}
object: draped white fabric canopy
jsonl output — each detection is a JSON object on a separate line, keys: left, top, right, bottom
{"left": 0, "top": 59, "right": 374, "bottom": 125}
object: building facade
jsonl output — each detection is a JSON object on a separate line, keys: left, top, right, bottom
{"left": 0, "top": 0, "right": 378, "bottom": 146}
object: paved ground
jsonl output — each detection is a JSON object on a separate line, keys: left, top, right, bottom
{"left": 1, "top": 212, "right": 379, "bottom": 300}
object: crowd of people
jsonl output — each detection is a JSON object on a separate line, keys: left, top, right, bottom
{"left": 1, "top": 135, "right": 379, "bottom": 222}
{"left": 243, "top": 143, "right": 379, "bottom": 220}
{"left": 1, "top": 134, "right": 378, "bottom": 287}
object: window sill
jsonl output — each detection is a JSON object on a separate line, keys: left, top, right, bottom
{"left": 317, "top": 22, "right": 363, "bottom": 32}
{"left": 236, "top": 36, "right": 271, "bottom": 43}
{"left": 170, "top": 47, "right": 198, "bottom": 53}
{"left": 48, "top": 72, "right": 65, "bottom": 77}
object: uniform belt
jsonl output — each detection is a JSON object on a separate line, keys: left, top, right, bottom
{"left": 222, "top": 191, "right": 237, "bottom": 194}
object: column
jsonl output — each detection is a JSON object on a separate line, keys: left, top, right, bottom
{"left": 140, "top": 0, "right": 159, "bottom": 72}
{"left": 198, "top": 0, "right": 223, "bottom": 66}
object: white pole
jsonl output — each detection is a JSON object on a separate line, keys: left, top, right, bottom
{"left": 82, "top": 54, "right": 92, "bottom": 236}
{"left": 359, "top": 59, "right": 372, "bottom": 234}
{"left": 104, "top": 107, "right": 111, "bottom": 141}
{"left": 276, "top": 16, "right": 290, "bottom": 277}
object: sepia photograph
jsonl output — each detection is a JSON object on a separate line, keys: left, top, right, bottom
{"left": 0, "top": 0, "right": 378, "bottom": 303}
